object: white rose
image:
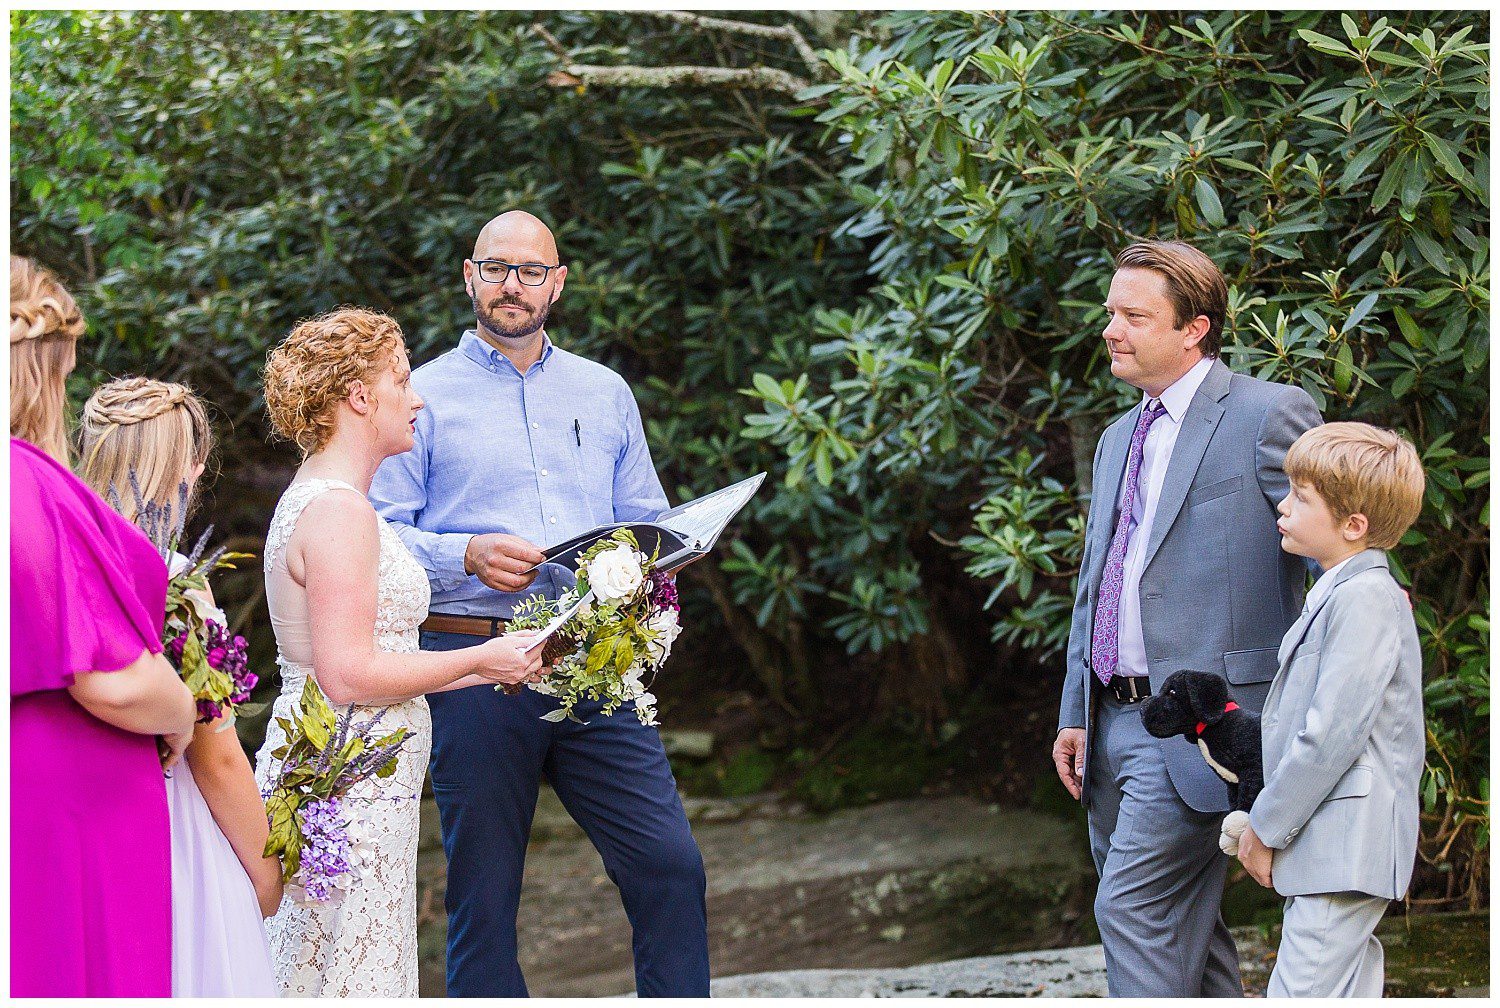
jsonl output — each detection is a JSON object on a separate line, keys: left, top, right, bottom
{"left": 585, "top": 544, "right": 644, "bottom": 603}
{"left": 645, "top": 609, "right": 682, "bottom": 666}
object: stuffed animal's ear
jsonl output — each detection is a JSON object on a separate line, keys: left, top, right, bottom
{"left": 1186, "top": 672, "right": 1230, "bottom": 724}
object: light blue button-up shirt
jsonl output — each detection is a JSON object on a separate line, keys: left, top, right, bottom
{"left": 370, "top": 330, "right": 668, "bottom": 618}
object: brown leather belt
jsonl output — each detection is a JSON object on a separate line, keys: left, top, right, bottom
{"left": 420, "top": 613, "right": 510, "bottom": 638}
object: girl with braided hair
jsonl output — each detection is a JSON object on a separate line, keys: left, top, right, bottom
{"left": 10, "top": 257, "right": 195, "bottom": 996}
{"left": 79, "top": 377, "right": 279, "bottom": 996}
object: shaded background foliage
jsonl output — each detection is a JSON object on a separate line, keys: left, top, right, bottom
{"left": 12, "top": 9, "right": 1488, "bottom": 908}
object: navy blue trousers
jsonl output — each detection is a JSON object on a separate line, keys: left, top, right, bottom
{"left": 422, "top": 630, "right": 710, "bottom": 997}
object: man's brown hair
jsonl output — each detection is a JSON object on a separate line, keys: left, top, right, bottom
{"left": 1284, "top": 422, "right": 1426, "bottom": 550}
{"left": 1114, "top": 240, "right": 1228, "bottom": 357}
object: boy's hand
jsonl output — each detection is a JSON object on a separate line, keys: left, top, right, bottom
{"left": 1237, "top": 823, "right": 1274, "bottom": 888}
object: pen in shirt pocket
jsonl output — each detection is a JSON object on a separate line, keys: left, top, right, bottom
{"left": 574, "top": 418, "right": 581, "bottom": 446}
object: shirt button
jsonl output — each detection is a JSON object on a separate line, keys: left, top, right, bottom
{"left": 549, "top": 516, "right": 557, "bottom": 524}
{"left": 540, "top": 469, "right": 549, "bottom": 476}
{"left": 531, "top": 422, "right": 539, "bottom": 430}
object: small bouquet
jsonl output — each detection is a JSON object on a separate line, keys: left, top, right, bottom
{"left": 124, "top": 478, "right": 257, "bottom": 725}
{"left": 261, "top": 678, "right": 411, "bottom": 901}
{"left": 508, "top": 529, "right": 682, "bottom": 726}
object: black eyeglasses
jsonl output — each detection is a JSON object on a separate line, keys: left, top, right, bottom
{"left": 470, "top": 259, "right": 562, "bottom": 286}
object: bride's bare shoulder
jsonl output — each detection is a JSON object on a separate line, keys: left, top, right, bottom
{"left": 288, "top": 485, "right": 379, "bottom": 564}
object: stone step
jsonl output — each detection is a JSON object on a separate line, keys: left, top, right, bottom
{"left": 712, "top": 911, "right": 1492, "bottom": 998}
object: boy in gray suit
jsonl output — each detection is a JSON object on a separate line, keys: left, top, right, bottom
{"left": 1238, "top": 422, "right": 1426, "bottom": 997}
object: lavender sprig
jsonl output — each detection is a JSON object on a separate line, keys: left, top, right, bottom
{"left": 262, "top": 679, "right": 412, "bottom": 901}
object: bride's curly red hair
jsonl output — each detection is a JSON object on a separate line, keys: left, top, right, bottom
{"left": 263, "top": 307, "right": 405, "bottom": 456}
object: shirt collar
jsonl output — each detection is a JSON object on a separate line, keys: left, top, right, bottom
{"left": 458, "top": 329, "right": 555, "bottom": 376}
{"left": 1305, "top": 553, "right": 1367, "bottom": 613}
{"left": 1145, "top": 355, "right": 1215, "bottom": 422}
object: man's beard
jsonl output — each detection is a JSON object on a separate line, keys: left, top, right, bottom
{"left": 474, "top": 292, "right": 550, "bottom": 343}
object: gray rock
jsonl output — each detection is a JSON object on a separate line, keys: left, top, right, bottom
{"left": 660, "top": 729, "right": 715, "bottom": 759}
{"left": 712, "top": 930, "right": 1277, "bottom": 997}
{"left": 711, "top": 945, "right": 1110, "bottom": 997}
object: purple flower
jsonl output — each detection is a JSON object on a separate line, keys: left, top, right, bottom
{"left": 651, "top": 574, "right": 680, "bottom": 613}
{"left": 207, "top": 647, "right": 227, "bottom": 669}
{"left": 298, "top": 797, "right": 353, "bottom": 901}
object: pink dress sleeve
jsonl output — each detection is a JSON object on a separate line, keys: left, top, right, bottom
{"left": 10, "top": 438, "right": 168, "bottom": 695}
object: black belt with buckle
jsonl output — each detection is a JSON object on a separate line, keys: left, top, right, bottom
{"left": 1106, "top": 675, "right": 1152, "bottom": 704}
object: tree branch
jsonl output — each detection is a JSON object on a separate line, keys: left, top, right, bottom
{"left": 547, "top": 63, "right": 808, "bottom": 95}
{"left": 638, "top": 10, "right": 825, "bottom": 77}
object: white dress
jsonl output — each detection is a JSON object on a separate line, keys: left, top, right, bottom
{"left": 253, "top": 478, "right": 432, "bottom": 997}
{"left": 166, "top": 553, "right": 277, "bottom": 996}
{"left": 168, "top": 759, "right": 279, "bottom": 996}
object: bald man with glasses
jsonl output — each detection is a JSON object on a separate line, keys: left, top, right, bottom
{"left": 372, "top": 211, "right": 710, "bottom": 997}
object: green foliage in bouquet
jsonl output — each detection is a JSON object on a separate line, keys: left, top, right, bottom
{"left": 262, "top": 678, "right": 409, "bottom": 884}
{"left": 126, "top": 478, "right": 255, "bottom": 722}
{"left": 509, "top": 529, "right": 674, "bottom": 725}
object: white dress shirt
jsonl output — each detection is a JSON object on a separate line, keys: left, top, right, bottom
{"left": 1302, "top": 555, "right": 1354, "bottom": 615}
{"left": 1113, "top": 356, "right": 1216, "bottom": 680}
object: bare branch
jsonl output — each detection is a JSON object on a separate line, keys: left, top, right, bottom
{"left": 549, "top": 63, "right": 808, "bottom": 95}
{"left": 532, "top": 22, "right": 569, "bottom": 61}
{"left": 638, "top": 10, "right": 824, "bottom": 77}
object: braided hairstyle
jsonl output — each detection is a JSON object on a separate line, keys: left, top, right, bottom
{"left": 78, "top": 376, "right": 214, "bottom": 524}
{"left": 10, "top": 256, "right": 85, "bottom": 462}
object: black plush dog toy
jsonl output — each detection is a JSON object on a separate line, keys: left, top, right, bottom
{"left": 1141, "top": 670, "right": 1264, "bottom": 855}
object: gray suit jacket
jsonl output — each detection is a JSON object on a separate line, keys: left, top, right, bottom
{"left": 1249, "top": 550, "right": 1424, "bottom": 899}
{"left": 1060, "top": 358, "right": 1323, "bottom": 812}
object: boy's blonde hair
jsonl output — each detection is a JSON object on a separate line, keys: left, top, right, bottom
{"left": 78, "top": 376, "right": 214, "bottom": 524}
{"left": 1284, "top": 422, "right": 1425, "bottom": 550}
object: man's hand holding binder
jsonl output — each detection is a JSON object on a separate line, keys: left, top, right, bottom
{"left": 464, "top": 533, "right": 546, "bottom": 593}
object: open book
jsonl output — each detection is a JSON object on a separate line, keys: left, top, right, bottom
{"left": 523, "top": 472, "right": 766, "bottom": 576}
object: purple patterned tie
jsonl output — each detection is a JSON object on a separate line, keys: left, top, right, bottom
{"left": 1092, "top": 400, "right": 1167, "bottom": 686}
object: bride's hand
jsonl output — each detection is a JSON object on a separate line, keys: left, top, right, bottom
{"left": 474, "top": 631, "right": 546, "bottom": 687}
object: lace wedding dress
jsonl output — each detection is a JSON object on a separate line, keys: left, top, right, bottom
{"left": 253, "top": 478, "right": 432, "bottom": 997}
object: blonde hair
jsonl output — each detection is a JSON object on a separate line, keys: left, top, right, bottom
{"left": 1285, "top": 422, "right": 1426, "bottom": 550}
{"left": 10, "top": 256, "right": 85, "bottom": 463}
{"left": 263, "top": 307, "right": 404, "bottom": 456}
{"left": 78, "top": 377, "right": 214, "bottom": 524}
{"left": 1115, "top": 240, "right": 1229, "bottom": 356}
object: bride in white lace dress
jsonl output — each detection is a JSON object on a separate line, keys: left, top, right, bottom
{"left": 254, "top": 309, "right": 543, "bottom": 997}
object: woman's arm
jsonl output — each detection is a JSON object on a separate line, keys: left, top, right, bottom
{"left": 68, "top": 647, "right": 196, "bottom": 736}
{"left": 294, "top": 491, "right": 542, "bottom": 706}
{"left": 185, "top": 717, "right": 285, "bottom": 916}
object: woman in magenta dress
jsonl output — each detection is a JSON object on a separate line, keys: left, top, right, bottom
{"left": 9, "top": 256, "right": 196, "bottom": 996}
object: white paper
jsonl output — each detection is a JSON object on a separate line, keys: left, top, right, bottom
{"left": 523, "top": 589, "right": 593, "bottom": 652}
{"left": 659, "top": 472, "right": 765, "bottom": 550}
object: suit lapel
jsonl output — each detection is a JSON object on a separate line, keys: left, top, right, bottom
{"left": 1097, "top": 406, "right": 1138, "bottom": 532}
{"left": 1139, "top": 360, "right": 1232, "bottom": 574}
{"left": 1275, "top": 549, "right": 1389, "bottom": 672}
{"left": 1084, "top": 409, "right": 1138, "bottom": 597}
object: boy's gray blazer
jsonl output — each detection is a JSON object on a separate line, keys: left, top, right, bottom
{"left": 1059, "top": 358, "right": 1323, "bottom": 812}
{"left": 1249, "top": 549, "right": 1424, "bottom": 900}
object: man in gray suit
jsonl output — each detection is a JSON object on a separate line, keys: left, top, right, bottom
{"left": 1238, "top": 422, "right": 1426, "bottom": 996}
{"left": 1052, "top": 240, "right": 1322, "bottom": 996}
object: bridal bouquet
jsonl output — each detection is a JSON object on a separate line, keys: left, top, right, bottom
{"left": 508, "top": 529, "right": 682, "bottom": 726}
{"left": 261, "top": 678, "right": 411, "bottom": 900}
{"left": 126, "top": 478, "right": 257, "bottom": 724}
